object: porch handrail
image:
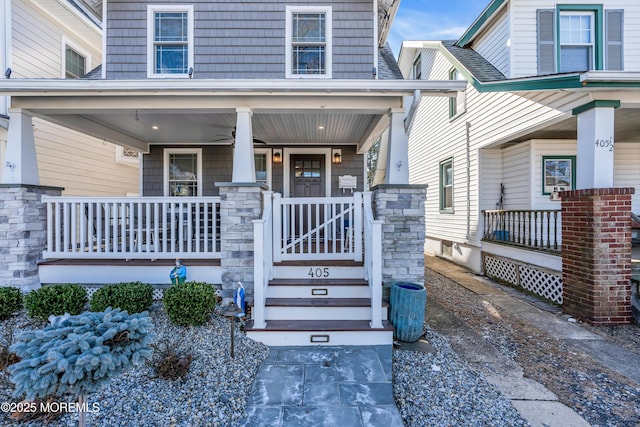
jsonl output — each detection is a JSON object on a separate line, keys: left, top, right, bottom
{"left": 252, "top": 191, "right": 273, "bottom": 329}
{"left": 482, "top": 209, "right": 561, "bottom": 253}
{"left": 41, "top": 196, "right": 221, "bottom": 259}
{"left": 364, "top": 192, "right": 383, "bottom": 328}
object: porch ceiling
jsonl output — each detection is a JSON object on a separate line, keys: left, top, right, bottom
{"left": 502, "top": 107, "right": 640, "bottom": 146}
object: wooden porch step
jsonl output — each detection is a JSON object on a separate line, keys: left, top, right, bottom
{"left": 246, "top": 319, "right": 393, "bottom": 332}
{"left": 273, "top": 260, "right": 364, "bottom": 267}
{"left": 268, "top": 278, "right": 368, "bottom": 286}
{"left": 265, "top": 297, "right": 373, "bottom": 307}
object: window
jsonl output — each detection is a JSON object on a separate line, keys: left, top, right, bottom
{"left": 147, "top": 5, "right": 193, "bottom": 77}
{"left": 449, "top": 68, "right": 466, "bottom": 119}
{"left": 254, "top": 148, "right": 272, "bottom": 189}
{"left": 286, "top": 6, "right": 332, "bottom": 78}
{"left": 164, "top": 148, "right": 202, "bottom": 196}
{"left": 559, "top": 11, "right": 594, "bottom": 72}
{"left": 440, "top": 159, "right": 453, "bottom": 212}
{"left": 542, "top": 156, "right": 576, "bottom": 195}
{"left": 413, "top": 54, "right": 422, "bottom": 79}
{"left": 65, "top": 46, "right": 86, "bottom": 78}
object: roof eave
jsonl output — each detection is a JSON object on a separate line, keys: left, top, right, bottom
{"left": 456, "top": 0, "right": 508, "bottom": 47}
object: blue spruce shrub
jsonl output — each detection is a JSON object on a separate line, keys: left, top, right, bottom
{"left": 90, "top": 282, "right": 153, "bottom": 314}
{"left": 0, "top": 287, "right": 23, "bottom": 320}
{"left": 9, "top": 308, "right": 154, "bottom": 400}
{"left": 24, "top": 284, "right": 87, "bottom": 321}
{"left": 164, "top": 281, "right": 216, "bottom": 326}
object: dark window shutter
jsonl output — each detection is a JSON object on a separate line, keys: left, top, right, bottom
{"left": 605, "top": 10, "right": 624, "bottom": 70}
{"left": 537, "top": 9, "right": 556, "bottom": 75}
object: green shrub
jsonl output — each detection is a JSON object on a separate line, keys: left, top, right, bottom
{"left": 164, "top": 281, "right": 216, "bottom": 326}
{"left": 24, "top": 284, "right": 87, "bottom": 322}
{"left": 90, "top": 282, "right": 153, "bottom": 314}
{"left": 0, "top": 287, "right": 23, "bottom": 320}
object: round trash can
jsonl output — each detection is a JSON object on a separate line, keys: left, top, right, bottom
{"left": 390, "top": 282, "right": 426, "bottom": 342}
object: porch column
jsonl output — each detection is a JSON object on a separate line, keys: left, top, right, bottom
{"left": 573, "top": 101, "right": 619, "bottom": 189}
{"left": 372, "top": 184, "right": 426, "bottom": 291}
{"left": 384, "top": 108, "right": 409, "bottom": 184}
{"left": 0, "top": 184, "right": 63, "bottom": 292}
{"left": 561, "top": 188, "right": 634, "bottom": 325}
{"left": 231, "top": 107, "right": 256, "bottom": 183}
{"left": 2, "top": 109, "right": 40, "bottom": 185}
{"left": 215, "top": 183, "right": 265, "bottom": 304}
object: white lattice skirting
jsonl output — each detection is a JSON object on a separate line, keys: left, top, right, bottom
{"left": 483, "top": 254, "right": 563, "bottom": 304}
{"left": 83, "top": 286, "right": 166, "bottom": 301}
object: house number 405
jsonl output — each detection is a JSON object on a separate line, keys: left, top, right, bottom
{"left": 595, "top": 137, "right": 614, "bottom": 152}
{"left": 308, "top": 268, "right": 330, "bottom": 278}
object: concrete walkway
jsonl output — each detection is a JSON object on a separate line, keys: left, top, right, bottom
{"left": 240, "top": 346, "right": 402, "bottom": 427}
{"left": 427, "top": 255, "right": 640, "bottom": 427}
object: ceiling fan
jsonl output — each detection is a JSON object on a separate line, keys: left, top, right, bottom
{"left": 208, "top": 127, "right": 267, "bottom": 145}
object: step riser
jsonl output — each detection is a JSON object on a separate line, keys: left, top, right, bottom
{"left": 265, "top": 306, "right": 388, "bottom": 321}
{"left": 267, "top": 286, "right": 370, "bottom": 299}
{"left": 272, "top": 266, "right": 365, "bottom": 280}
{"left": 246, "top": 330, "right": 393, "bottom": 346}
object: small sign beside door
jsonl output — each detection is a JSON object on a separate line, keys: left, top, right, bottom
{"left": 339, "top": 175, "right": 357, "bottom": 193}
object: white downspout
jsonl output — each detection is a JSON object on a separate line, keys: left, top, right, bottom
{"left": 465, "top": 121, "right": 472, "bottom": 242}
{"left": 0, "top": 0, "right": 11, "bottom": 117}
{"left": 404, "top": 89, "right": 421, "bottom": 134}
{"left": 373, "top": 0, "right": 378, "bottom": 79}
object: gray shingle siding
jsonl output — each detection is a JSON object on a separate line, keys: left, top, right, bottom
{"left": 106, "top": 0, "right": 375, "bottom": 79}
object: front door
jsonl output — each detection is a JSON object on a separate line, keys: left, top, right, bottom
{"left": 290, "top": 155, "right": 325, "bottom": 198}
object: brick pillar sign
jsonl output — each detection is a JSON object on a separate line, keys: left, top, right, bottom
{"left": 561, "top": 188, "right": 635, "bottom": 325}
{"left": 372, "top": 184, "right": 426, "bottom": 290}
{"left": 0, "top": 184, "right": 63, "bottom": 292}
{"left": 216, "top": 183, "right": 265, "bottom": 302}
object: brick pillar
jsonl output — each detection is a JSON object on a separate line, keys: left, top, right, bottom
{"left": 0, "top": 184, "right": 63, "bottom": 292}
{"left": 561, "top": 188, "right": 634, "bottom": 325}
{"left": 216, "top": 183, "right": 264, "bottom": 302}
{"left": 372, "top": 184, "right": 426, "bottom": 289}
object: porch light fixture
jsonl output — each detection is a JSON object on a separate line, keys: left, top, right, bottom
{"left": 152, "top": 125, "right": 159, "bottom": 130}
{"left": 273, "top": 149, "right": 282, "bottom": 164}
{"left": 332, "top": 149, "right": 342, "bottom": 164}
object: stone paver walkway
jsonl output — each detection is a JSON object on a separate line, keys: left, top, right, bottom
{"left": 240, "top": 346, "right": 402, "bottom": 427}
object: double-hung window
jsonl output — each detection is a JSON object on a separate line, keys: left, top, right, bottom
{"left": 559, "top": 11, "right": 595, "bottom": 73}
{"left": 440, "top": 159, "right": 453, "bottom": 212}
{"left": 449, "top": 68, "right": 466, "bottom": 119}
{"left": 65, "top": 45, "right": 86, "bottom": 78}
{"left": 286, "top": 6, "right": 332, "bottom": 78}
{"left": 164, "top": 148, "right": 202, "bottom": 197}
{"left": 147, "top": 5, "right": 193, "bottom": 77}
{"left": 254, "top": 148, "right": 272, "bottom": 189}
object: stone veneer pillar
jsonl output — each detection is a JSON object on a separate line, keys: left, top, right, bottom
{"left": 216, "top": 183, "right": 265, "bottom": 302}
{"left": 372, "top": 184, "right": 426, "bottom": 288}
{"left": 0, "top": 184, "right": 63, "bottom": 291}
{"left": 561, "top": 188, "right": 634, "bottom": 325}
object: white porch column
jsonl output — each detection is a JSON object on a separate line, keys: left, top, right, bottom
{"left": 384, "top": 108, "right": 409, "bottom": 184}
{"left": 231, "top": 107, "right": 256, "bottom": 183}
{"left": 2, "top": 109, "right": 39, "bottom": 185}
{"left": 574, "top": 101, "right": 619, "bottom": 189}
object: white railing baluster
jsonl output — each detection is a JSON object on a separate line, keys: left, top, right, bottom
{"left": 354, "top": 192, "right": 363, "bottom": 261}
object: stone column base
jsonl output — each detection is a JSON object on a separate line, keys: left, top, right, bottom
{"left": 0, "top": 184, "right": 63, "bottom": 292}
{"left": 561, "top": 188, "right": 634, "bottom": 325}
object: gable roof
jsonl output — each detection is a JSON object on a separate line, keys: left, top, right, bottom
{"left": 441, "top": 41, "right": 505, "bottom": 82}
{"left": 378, "top": 43, "right": 404, "bottom": 80}
{"left": 456, "top": 0, "right": 507, "bottom": 47}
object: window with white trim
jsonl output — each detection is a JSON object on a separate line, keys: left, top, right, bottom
{"left": 449, "top": 68, "right": 466, "bottom": 119}
{"left": 286, "top": 6, "right": 332, "bottom": 78}
{"left": 413, "top": 54, "right": 422, "bottom": 79}
{"left": 65, "top": 45, "right": 86, "bottom": 78}
{"left": 254, "top": 148, "right": 272, "bottom": 189}
{"left": 440, "top": 158, "right": 453, "bottom": 212}
{"left": 164, "top": 148, "right": 202, "bottom": 196}
{"left": 147, "top": 5, "right": 194, "bottom": 77}
{"left": 559, "top": 11, "right": 595, "bottom": 73}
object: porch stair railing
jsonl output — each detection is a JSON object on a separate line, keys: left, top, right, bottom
{"left": 42, "top": 196, "right": 221, "bottom": 259}
{"left": 482, "top": 209, "right": 561, "bottom": 253}
{"left": 252, "top": 191, "right": 273, "bottom": 329}
{"left": 273, "top": 193, "right": 363, "bottom": 261}
{"left": 363, "top": 191, "right": 383, "bottom": 328}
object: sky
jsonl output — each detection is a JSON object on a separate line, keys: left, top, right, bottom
{"left": 386, "top": 0, "right": 492, "bottom": 56}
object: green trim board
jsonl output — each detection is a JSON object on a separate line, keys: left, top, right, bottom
{"left": 572, "top": 100, "right": 620, "bottom": 116}
{"left": 457, "top": 0, "right": 507, "bottom": 47}
{"left": 541, "top": 155, "right": 576, "bottom": 195}
{"left": 556, "top": 4, "right": 604, "bottom": 72}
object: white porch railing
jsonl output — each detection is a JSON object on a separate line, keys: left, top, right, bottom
{"left": 363, "top": 192, "right": 383, "bottom": 328}
{"left": 42, "top": 196, "right": 221, "bottom": 259}
{"left": 252, "top": 191, "right": 273, "bottom": 329}
{"left": 273, "top": 193, "right": 363, "bottom": 262}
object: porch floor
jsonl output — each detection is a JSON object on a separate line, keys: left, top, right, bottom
{"left": 38, "top": 258, "right": 221, "bottom": 267}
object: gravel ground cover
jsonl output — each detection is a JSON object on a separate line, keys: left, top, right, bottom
{"left": 424, "top": 267, "right": 640, "bottom": 427}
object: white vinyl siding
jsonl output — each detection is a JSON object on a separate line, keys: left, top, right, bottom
{"left": 473, "top": 5, "right": 511, "bottom": 77}
{"left": 531, "top": 140, "right": 577, "bottom": 209}
{"left": 511, "top": 0, "right": 640, "bottom": 77}
{"left": 501, "top": 142, "right": 531, "bottom": 210}
{"left": 614, "top": 142, "right": 640, "bottom": 213}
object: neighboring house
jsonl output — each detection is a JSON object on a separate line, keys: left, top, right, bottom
{"left": 0, "top": 0, "right": 139, "bottom": 196}
{"left": 398, "top": 0, "right": 639, "bottom": 324}
{"left": 0, "top": 0, "right": 465, "bottom": 345}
